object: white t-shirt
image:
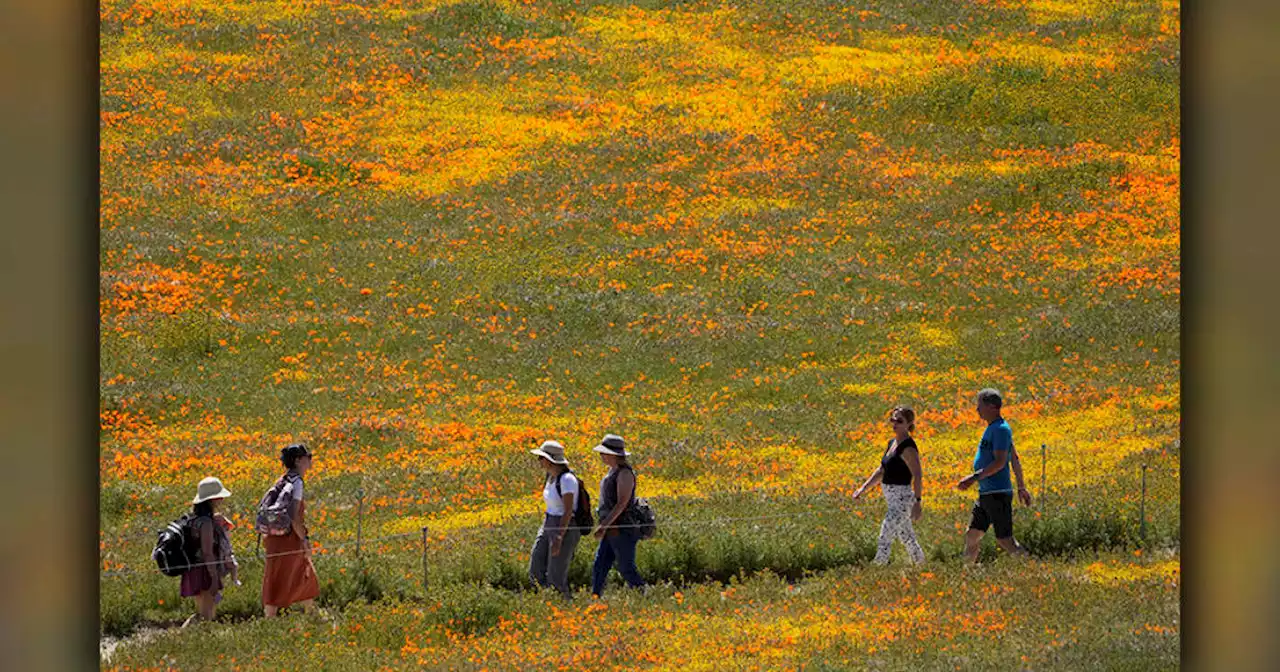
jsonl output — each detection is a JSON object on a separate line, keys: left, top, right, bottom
{"left": 281, "top": 474, "right": 304, "bottom": 502}
{"left": 542, "top": 473, "right": 579, "bottom": 516}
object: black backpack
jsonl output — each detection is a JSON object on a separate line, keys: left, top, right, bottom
{"left": 555, "top": 471, "right": 594, "bottom": 531}
{"left": 630, "top": 497, "right": 657, "bottom": 540}
{"left": 152, "top": 513, "right": 199, "bottom": 577}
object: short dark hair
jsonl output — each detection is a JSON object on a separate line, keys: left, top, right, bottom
{"left": 281, "top": 443, "right": 311, "bottom": 470}
{"left": 976, "top": 388, "right": 1002, "bottom": 408}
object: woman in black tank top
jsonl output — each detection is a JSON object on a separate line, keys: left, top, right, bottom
{"left": 852, "top": 407, "right": 927, "bottom": 564}
{"left": 590, "top": 434, "right": 647, "bottom": 597}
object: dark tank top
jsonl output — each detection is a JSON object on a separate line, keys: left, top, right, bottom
{"left": 597, "top": 465, "right": 637, "bottom": 520}
{"left": 881, "top": 437, "right": 916, "bottom": 486}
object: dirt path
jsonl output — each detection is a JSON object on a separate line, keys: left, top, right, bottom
{"left": 101, "top": 610, "right": 342, "bottom": 665}
{"left": 100, "top": 626, "right": 168, "bottom": 666}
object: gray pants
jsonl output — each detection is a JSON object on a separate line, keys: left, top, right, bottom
{"left": 529, "top": 513, "right": 582, "bottom": 599}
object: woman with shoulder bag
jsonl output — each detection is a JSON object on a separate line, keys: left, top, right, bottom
{"left": 590, "top": 434, "right": 647, "bottom": 598}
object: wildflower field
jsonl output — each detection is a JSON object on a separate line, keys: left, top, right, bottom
{"left": 100, "top": 0, "right": 1180, "bottom": 668}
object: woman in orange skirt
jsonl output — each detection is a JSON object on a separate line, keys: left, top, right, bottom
{"left": 262, "top": 443, "right": 320, "bottom": 616}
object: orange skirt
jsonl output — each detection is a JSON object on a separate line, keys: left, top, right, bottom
{"left": 262, "top": 503, "right": 319, "bottom": 608}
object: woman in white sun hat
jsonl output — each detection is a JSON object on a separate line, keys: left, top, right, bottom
{"left": 528, "top": 440, "right": 585, "bottom": 599}
{"left": 590, "top": 434, "right": 647, "bottom": 597}
{"left": 181, "top": 476, "right": 237, "bottom": 626}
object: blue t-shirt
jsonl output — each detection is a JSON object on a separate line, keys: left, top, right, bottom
{"left": 972, "top": 419, "right": 1014, "bottom": 494}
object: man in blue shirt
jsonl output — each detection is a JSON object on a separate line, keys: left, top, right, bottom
{"left": 956, "top": 388, "right": 1033, "bottom": 563}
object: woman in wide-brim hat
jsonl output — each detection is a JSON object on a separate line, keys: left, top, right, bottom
{"left": 528, "top": 440, "right": 584, "bottom": 599}
{"left": 181, "top": 477, "right": 234, "bottom": 626}
{"left": 590, "top": 434, "right": 647, "bottom": 597}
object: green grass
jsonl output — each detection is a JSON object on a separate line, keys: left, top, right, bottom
{"left": 104, "top": 551, "right": 1180, "bottom": 670}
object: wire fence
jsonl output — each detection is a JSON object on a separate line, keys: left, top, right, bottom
{"left": 101, "top": 450, "right": 1179, "bottom": 582}
{"left": 100, "top": 445, "right": 1178, "bottom": 545}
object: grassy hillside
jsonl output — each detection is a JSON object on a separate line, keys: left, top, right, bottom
{"left": 100, "top": 0, "right": 1179, "bottom": 666}
{"left": 106, "top": 553, "right": 1180, "bottom": 669}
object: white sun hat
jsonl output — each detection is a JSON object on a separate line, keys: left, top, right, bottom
{"left": 192, "top": 476, "right": 232, "bottom": 504}
{"left": 530, "top": 440, "right": 569, "bottom": 465}
{"left": 591, "top": 433, "right": 630, "bottom": 457}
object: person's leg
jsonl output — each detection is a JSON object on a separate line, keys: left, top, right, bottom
{"left": 990, "top": 493, "right": 1028, "bottom": 558}
{"left": 180, "top": 578, "right": 198, "bottom": 627}
{"left": 873, "top": 486, "right": 905, "bottom": 565}
{"left": 198, "top": 590, "right": 216, "bottom": 621}
{"left": 296, "top": 599, "right": 316, "bottom": 613}
{"left": 184, "top": 591, "right": 215, "bottom": 626}
{"left": 264, "top": 604, "right": 280, "bottom": 618}
{"left": 996, "top": 536, "right": 1028, "bottom": 556}
{"left": 900, "top": 517, "right": 926, "bottom": 564}
{"left": 964, "top": 498, "right": 991, "bottom": 564}
{"left": 548, "top": 528, "right": 581, "bottom": 599}
{"left": 890, "top": 488, "right": 926, "bottom": 564}
{"left": 529, "top": 518, "right": 552, "bottom": 588}
{"left": 873, "top": 513, "right": 895, "bottom": 565}
{"left": 591, "top": 534, "right": 616, "bottom": 597}
{"left": 963, "top": 529, "right": 985, "bottom": 564}
{"left": 182, "top": 599, "right": 202, "bottom": 628}
{"left": 611, "top": 531, "right": 646, "bottom": 589}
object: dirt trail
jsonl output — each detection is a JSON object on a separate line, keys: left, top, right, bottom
{"left": 100, "top": 626, "right": 168, "bottom": 666}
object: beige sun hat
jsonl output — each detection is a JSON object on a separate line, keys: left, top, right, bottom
{"left": 192, "top": 476, "right": 232, "bottom": 504}
{"left": 592, "top": 433, "right": 629, "bottom": 457}
{"left": 530, "top": 440, "right": 569, "bottom": 465}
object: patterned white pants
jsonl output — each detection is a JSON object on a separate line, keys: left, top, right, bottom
{"left": 874, "top": 484, "right": 925, "bottom": 565}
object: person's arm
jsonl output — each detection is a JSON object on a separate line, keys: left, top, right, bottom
{"left": 551, "top": 476, "right": 574, "bottom": 556}
{"left": 288, "top": 491, "right": 309, "bottom": 557}
{"left": 852, "top": 466, "right": 884, "bottom": 500}
{"left": 902, "top": 445, "right": 924, "bottom": 512}
{"left": 958, "top": 450, "right": 1008, "bottom": 489}
{"left": 198, "top": 518, "right": 215, "bottom": 581}
{"left": 1010, "top": 444, "right": 1032, "bottom": 505}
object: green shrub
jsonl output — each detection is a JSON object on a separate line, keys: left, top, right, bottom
{"left": 318, "top": 556, "right": 389, "bottom": 608}
{"left": 426, "top": 583, "right": 516, "bottom": 636}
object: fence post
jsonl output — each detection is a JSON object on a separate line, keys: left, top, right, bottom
{"left": 1040, "top": 443, "right": 1046, "bottom": 505}
{"left": 355, "top": 487, "right": 365, "bottom": 560}
{"left": 1139, "top": 464, "right": 1148, "bottom": 546}
{"left": 204, "top": 310, "right": 213, "bottom": 354}
{"left": 421, "top": 527, "right": 429, "bottom": 591}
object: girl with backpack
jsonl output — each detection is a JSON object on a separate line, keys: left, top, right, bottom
{"left": 528, "top": 440, "right": 588, "bottom": 600}
{"left": 852, "top": 406, "right": 927, "bottom": 565}
{"left": 259, "top": 443, "right": 319, "bottom": 617}
{"left": 180, "top": 477, "right": 238, "bottom": 626}
{"left": 590, "top": 434, "right": 647, "bottom": 597}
